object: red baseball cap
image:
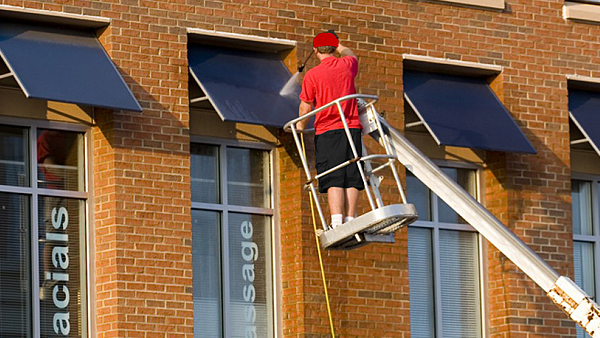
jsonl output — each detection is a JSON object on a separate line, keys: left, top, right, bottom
{"left": 313, "top": 32, "right": 339, "bottom": 48}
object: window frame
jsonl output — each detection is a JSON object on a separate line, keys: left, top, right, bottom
{"left": 408, "top": 160, "right": 488, "bottom": 338}
{"left": 190, "top": 136, "right": 279, "bottom": 338}
{"left": 572, "top": 173, "right": 600, "bottom": 299}
{"left": 0, "top": 115, "right": 93, "bottom": 338}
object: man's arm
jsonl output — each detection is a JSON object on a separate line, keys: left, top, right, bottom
{"left": 296, "top": 101, "right": 313, "bottom": 130}
{"left": 337, "top": 43, "right": 356, "bottom": 59}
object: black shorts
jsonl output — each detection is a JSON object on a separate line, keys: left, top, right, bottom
{"left": 314, "top": 128, "right": 365, "bottom": 194}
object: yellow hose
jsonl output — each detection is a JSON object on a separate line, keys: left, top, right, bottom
{"left": 301, "top": 133, "right": 336, "bottom": 337}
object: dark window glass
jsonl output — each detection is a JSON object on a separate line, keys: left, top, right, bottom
{"left": 191, "top": 144, "right": 220, "bottom": 204}
{"left": 192, "top": 210, "right": 222, "bottom": 338}
{"left": 407, "top": 172, "right": 432, "bottom": 221}
{"left": 438, "top": 168, "right": 476, "bottom": 224}
{"left": 0, "top": 192, "right": 31, "bottom": 338}
{"left": 0, "top": 125, "right": 28, "bottom": 187}
{"left": 408, "top": 226, "right": 435, "bottom": 337}
{"left": 227, "top": 148, "right": 270, "bottom": 208}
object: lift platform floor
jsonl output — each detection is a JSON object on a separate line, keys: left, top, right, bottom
{"left": 319, "top": 204, "right": 418, "bottom": 250}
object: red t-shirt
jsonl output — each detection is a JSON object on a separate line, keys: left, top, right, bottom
{"left": 299, "top": 55, "right": 361, "bottom": 135}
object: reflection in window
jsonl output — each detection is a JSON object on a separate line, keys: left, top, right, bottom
{"left": 438, "top": 168, "right": 475, "bottom": 224}
{"left": 37, "top": 129, "right": 84, "bottom": 191}
{"left": 573, "top": 180, "right": 593, "bottom": 236}
{"left": 227, "top": 148, "right": 270, "bottom": 208}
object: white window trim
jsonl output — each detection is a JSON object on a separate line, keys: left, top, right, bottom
{"left": 409, "top": 160, "right": 488, "bottom": 338}
{"left": 0, "top": 4, "right": 110, "bottom": 28}
{"left": 187, "top": 28, "right": 296, "bottom": 52}
{"left": 572, "top": 173, "right": 600, "bottom": 300}
{"left": 564, "top": 1, "right": 600, "bottom": 24}
{"left": 0, "top": 115, "right": 93, "bottom": 338}
{"left": 190, "top": 136, "right": 279, "bottom": 338}
{"left": 428, "top": 0, "right": 504, "bottom": 10}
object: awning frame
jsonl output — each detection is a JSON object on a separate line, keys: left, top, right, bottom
{"left": 188, "top": 67, "right": 228, "bottom": 123}
{"left": 570, "top": 111, "right": 600, "bottom": 157}
{"left": 0, "top": 71, "right": 13, "bottom": 80}
{"left": 404, "top": 92, "right": 441, "bottom": 145}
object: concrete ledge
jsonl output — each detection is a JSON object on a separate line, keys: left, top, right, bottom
{"left": 403, "top": 54, "right": 503, "bottom": 77}
{"left": 567, "top": 75, "right": 600, "bottom": 91}
{"left": 434, "top": 0, "right": 504, "bottom": 10}
{"left": 564, "top": 1, "right": 600, "bottom": 24}
{"left": 188, "top": 28, "right": 296, "bottom": 52}
{"left": 0, "top": 4, "right": 109, "bottom": 28}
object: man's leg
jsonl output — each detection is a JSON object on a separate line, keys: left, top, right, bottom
{"left": 328, "top": 187, "right": 345, "bottom": 215}
{"left": 344, "top": 187, "right": 360, "bottom": 219}
{"left": 328, "top": 187, "right": 345, "bottom": 226}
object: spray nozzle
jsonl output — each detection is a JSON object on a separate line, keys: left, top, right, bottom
{"left": 298, "top": 49, "right": 314, "bottom": 73}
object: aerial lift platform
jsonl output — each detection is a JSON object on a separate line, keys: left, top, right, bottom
{"left": 285, "top": 95, "right": 418, "bottom": 250}
{"left": 284, "top": 94, "right": 600, "bottom": 337}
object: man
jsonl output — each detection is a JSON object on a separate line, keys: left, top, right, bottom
{"left": 296, "top": 32, "right": 363, "bottom": 229}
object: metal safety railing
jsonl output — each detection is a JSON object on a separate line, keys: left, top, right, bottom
{"left": 283, "top": 94, "right": 409, "bottom": 231}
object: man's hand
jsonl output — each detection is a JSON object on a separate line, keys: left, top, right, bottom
{"left": 336, "top": 43, "right": 357, "bottom": 58}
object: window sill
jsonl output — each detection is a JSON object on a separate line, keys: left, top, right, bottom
{"left": 434, "top": 0, "right": 505, "bottom": 10}
{"left": 564, "top": 1, "right": 600, "bottom": 24}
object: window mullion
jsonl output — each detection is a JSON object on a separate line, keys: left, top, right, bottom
{"left": 220, "top": 145, "right": 231, "bottom": 338}
{"left": 431, "top": 194, "right": 443, "bottom": 337}
{"left": 593, "top": 180, "right": 600, "bottom": 300}
{"left": 432, "top": 225, "right": 443, "bottom": 338}
{"left": 30, "top": 125, "right": 41, "bottom": 338}
{"left": 592, "top": 180, "right": 599, "bottom": 237}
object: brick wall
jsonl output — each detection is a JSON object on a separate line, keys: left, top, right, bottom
{"left": 3, "top": 0, "right": 599, "bottom": 337}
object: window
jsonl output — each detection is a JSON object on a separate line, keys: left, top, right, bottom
{"left": 572, "top": 178, "right": 600, "bottom": 338}
{"left": 191, "top": 141, "right": 274, "bottom": 338}
{"left": 0, "top": 121, "right": 89, "bottom": 337}
{"left": 408, "top": 166, "right": 483, "bottom": 338}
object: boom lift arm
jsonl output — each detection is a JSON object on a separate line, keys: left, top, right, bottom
{"left": 285, "top": 94, "right": 600, "bottom": 337}
{"left": 367, "top": 101, "right": 600, "bottom": 338}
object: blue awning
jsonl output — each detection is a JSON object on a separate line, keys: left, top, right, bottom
{"left": 404, "top": 70, "right": 536, "bottom": 154}
{"left": 188, "top": 44, "right": 300, "bottom": 128}
{"left": 0, "top": 21, "right": 141, "bottom": 112}
{"left": 569, "top": 89, "right": 600, "bottom": 157}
